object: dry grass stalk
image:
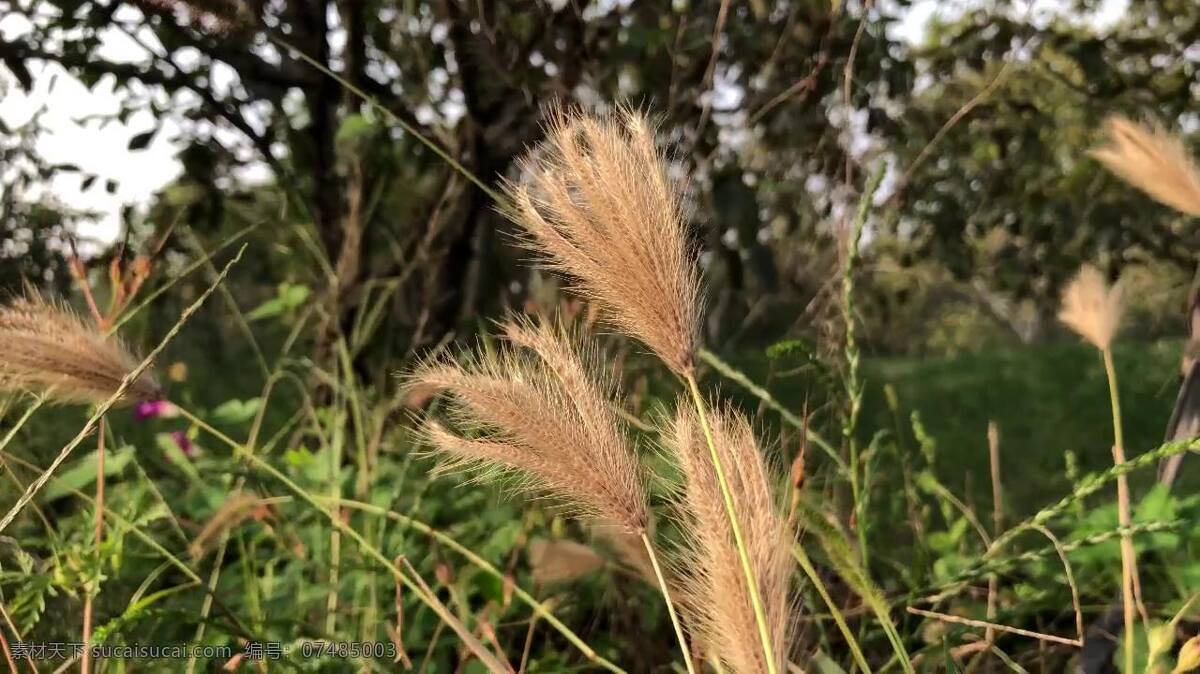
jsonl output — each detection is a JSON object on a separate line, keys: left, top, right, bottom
{"left": 504, "top": 106, "right": 701, "bottom": 377}
{"left": 1091, "top": 116, "right": 1200, "bottom": 217}
{"left": 666, "top": 403, "right": 791, "bottom": 673}
{"left": 410, "top": 317, "right": 648, "bottom": 533}
{"left": 1058, "top": 265, "right": 1122, "bottom": 352}
{"left": 0, "top": 296, "right": 160, "bottom": 405}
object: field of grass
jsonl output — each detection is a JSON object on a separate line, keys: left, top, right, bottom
{"left": 862, "top": 338, "right": 1188, "bottom": 510}
{"left": 705, "top": 337, "right": 1188, "bottom": 512}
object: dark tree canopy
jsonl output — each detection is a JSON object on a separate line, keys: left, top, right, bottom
{"left": 2, "top": 0, "right": 1195, "bottom": 354}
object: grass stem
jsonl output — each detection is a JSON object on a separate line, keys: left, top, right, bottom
{"left": 792, "top": 545, "right": 870, "bottom": 673}
{"left": 1102, "top": 348, "right": 1146, "bottom": 674}
{"left": 80, "top": 416, "right": 105, "bottom": 674}
{"left": 640, "top": 531, "right": 696, "bottom": 674}
{"left": 685, "top": 373, "right": 778, "bottom": 674}
{"left": 313, "top": 496, "right": 626, "bottom": 673}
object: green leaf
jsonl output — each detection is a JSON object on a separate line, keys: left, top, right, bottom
{"left": 156, "top": 432, "right": 202, "bottom": 486}
{"left": 285, "top": 446, "right": 314, "bottom": 468}
{"left": 246, "top": 283, "right": 311, "bottom": 322}
{"left": 766, "top": 338, "right": 813, "bottom": 360}
{"left": 163, "top": 182, "right": 205, "bottom": 206}
{"left": 44, "top": 446, "right": 135, "bottom": 501}
{"left": 211, "top": 398, "right": 261, "bottom": 425}
{"left": 336, "top": 113, "right": 375, "bottom": 144}
{"left": 811, "top": 651, "right": 848, "bottom": 674}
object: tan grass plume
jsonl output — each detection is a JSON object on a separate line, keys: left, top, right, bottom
{"left": 1059, "top": 264, "right": 1123, "bottom": 351}
{"left": 504, "top": 106, "right": 702, "bottom": 376}
{"left": 0, "top": 295, "right": 160, "bottom": 405}
{"left": 189, "top": 492, "right": 263, "bottom": 560}
{"left": 410, "top": 316, "right": 648, "bottom": 533}
{"left": 665, "top": 402, "right": 791, "bottom": 673}
{"left": 1091, "top": 116, "right": 1200, "bottom": 217}
{"left": 528, "top": 538, "right": 606, "bottom": 585}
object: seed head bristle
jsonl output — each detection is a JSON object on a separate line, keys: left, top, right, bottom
{"left": 409, "top": 316, "right": 648, "bottom": 533}
{"left": 1091, "top": 116, "right": 1200, "bottom": 217}
{"left": 1059, "top": 264, "right": 1122, "bottom": 352}
{"left": 665, "top": 402, "right": 791, "bottom": 673}
{"left": 504, "top": 106, "right": 702, "bottom": 376}
{"left": 0, "top": 295, "right": 161, "bottom": 405}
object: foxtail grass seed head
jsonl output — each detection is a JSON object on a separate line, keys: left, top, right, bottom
{"left": 1059, "top": 265, "right": 1123, "bottom": 351}
{"left": 504, "top": 106, "right": 702, "bottom": 376}
{"left": 665, "top": 402, "right": 791, "bottom": 673}
{"left": 409, "top": 317, "right": 649, "bottom": 533}
{"left": 1091, "top": 116, "right": 1200, "bottom": 217}
{"left": 528, "top": 538, "right": 606, "bottom": 585}
{"left": 0, "top": 296, "right": 160, "bottom": 405}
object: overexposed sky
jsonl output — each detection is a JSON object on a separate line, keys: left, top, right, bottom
{"left": 0, "top": 0, "right": 1130, "bottom": 246}
{"left": 0, "top": 6, "right": 186, "bottom": 244}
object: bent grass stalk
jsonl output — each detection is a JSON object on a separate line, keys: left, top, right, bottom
{"left": 685, "top": 374, "right": 778, "bottom": 674}
{"left": 793, "top": 545, "right": 870, "bottom": 673}
{"left": 177, "top": 405, "right": 661, "bottom": 673}
{"left": 979, "top": 437, "right": 1200, "bottom": 562}
{"left": 794, "top": 500, "right": 914, "bottom": 673}
{"left": 173, "top": 407, "right": 512, "bottom": 674}
{"left": 307, "top": 495, "right": 627, "bottom": 674}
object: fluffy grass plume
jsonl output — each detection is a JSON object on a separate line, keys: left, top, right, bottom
{"left": 666, "top": 402, "right": 791, "bottom": 673}
{"left": 1059, "top": 264, "right": 1123, "bottom": 351}
{"left": 504, "top": 106, "right": 702, "bottom": 376}
{"left": 1091, "top": 116, "right": 1200, "bottom": 217}
{"left": 528, "top": 538, "right": 606, "bottom": 585}
{"left": 0, "top": 295, "right": 160, "bottom": 404}
{"left": 410, "top": 316, "right": 649, "bottom": 533}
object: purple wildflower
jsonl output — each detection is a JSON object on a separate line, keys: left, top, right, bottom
{"left": 169, "top": 430, "right": 194, "bottom": 457}
{"left": 134, "top": 400, "right": 178, "bottom": 421}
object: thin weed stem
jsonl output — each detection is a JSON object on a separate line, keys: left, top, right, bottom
{"left": 80, "top": 416, "right": 105, "bottom": 674}
{"left": 0, "top": 244, "right": 247, "bottom": 536}
{"left": 841, "top": 166, "right": 885, "bottom": 570}
{"left": 312, "top": 496, "right": 627, "bottom": 674}
{"left": 697, "top": 349, "right": 843, "bottom": 472}
{"left": 793, "top": 501, "right": 914, "bottom": 673}
{"left": 174, "top": 406, "right": 512, "bottom": 673}
{"left": 685, "top": 373, "right": 777, "bottom": 674}
{"left": 906, "top": 607, "right": 1079, "bottom": 647}
{"left": 1102, "top": 347, "right": 1148, "bottom": 674}
{"left": 793, "top": 545, "right": 870, "bottom": 673}
{"left": 273, "top": 37, "right": 507, "bottom": 207}
{"left": 639, "top": 531, "right": 696, "bottom": 674}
